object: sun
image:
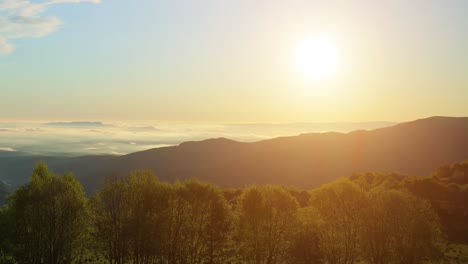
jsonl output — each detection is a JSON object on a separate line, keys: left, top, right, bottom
{"left": 295, "top": 36, "right": 340, "bottom": 81}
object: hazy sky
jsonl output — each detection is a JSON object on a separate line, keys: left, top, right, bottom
{"left": 1, "top": 0, "right": 467, "bottom": 123}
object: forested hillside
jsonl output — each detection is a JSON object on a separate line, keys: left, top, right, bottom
{"left": 349, "top": 160, "right": 468, "bottom": 243}
{"left": 1, "top": 161, "right": 467, "bottom": 264}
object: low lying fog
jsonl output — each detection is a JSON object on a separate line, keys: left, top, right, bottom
{"left": 0, "top": 121, "right": 395, "bottom": 156}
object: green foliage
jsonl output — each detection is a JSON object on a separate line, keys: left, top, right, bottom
{"left": 432, "top": 160, "right": 468, "bottom": 185}
{"left": 350, "top": 160, "right": 468, "bottom": 244}
{"left": 289, "top": 207, "right": 322, "bottom": 264}
{"left": 89, "top": 176, "right": 131, "bottom": 263}
{"left": 310, "top": 180, "right": 367, "bottom": 264}
{"left": 1, "top": 162, "right": 89, "bottom": 264}
{"left": 236, "top": 185, "right": 299, "bottom": 264}
{"left": 90, "top": 174, "right": 233, "bottom": 264}
{"left": 436, "top": 243, "right": 468, "bottom": 264}
{"left": 360, "top": 190, "right": 443, "bottom": 264}
{"left": 1, "top": 161, "right": 462, "bottom": 264}
{"left": 308, "top": 179, "right": 445, "bottom": 264}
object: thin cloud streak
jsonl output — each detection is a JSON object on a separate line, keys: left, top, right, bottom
{"left": 0, "top": 0, "right": 100, "bottom": 54}
{"left": 0, "top": 147, "right": 16, "bottom": 152}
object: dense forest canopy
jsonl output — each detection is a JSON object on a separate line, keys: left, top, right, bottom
{"left": 0, "top": 160, "right": 467, "bottom": 264}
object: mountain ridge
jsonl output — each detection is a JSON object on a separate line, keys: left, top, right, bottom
{"left": 0, "top": 116, "right": 467, "bottom": 194}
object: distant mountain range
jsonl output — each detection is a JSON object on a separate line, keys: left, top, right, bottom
{"left": 44, "top": 121, "right": 110, "bottom": 127}
{"left": 0, "top": 116, "right": 467, "bottom": 195}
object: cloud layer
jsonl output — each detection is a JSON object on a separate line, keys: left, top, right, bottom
{"left": 0, "top": 0, "right": 100, "bottom": 54}
{"left": 0, "top": 121, "right": 396, "bottom": 156}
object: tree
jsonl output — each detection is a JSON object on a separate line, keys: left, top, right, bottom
{"left": 309, "top": 180, "right": 366, "bottom": 264}
{"left": 237, "top": 186, "right": 299, "bottom": 264}
{"left": 126, "top": 171, "right": 172, "bottom": 264}
{"left": 91, "top": 173, "right": 233, "bottom": 264}
{"left": 383, "top": 191, "right": 443, "bottom": 264}
{"left": 358, "top": 189, "right": 394, "bottom": 264}
{"left": 2, "top": 162, "right": 89, "bottom": 264}
{"left": 289, "top": 207, "right": 322, "bottom": 264}
{"left": 357, "top": 188, "right": 444, "bottom": 264}
{"left": 89, "top": 177, "right": 131, "bottom": 264}
{"left": 90, "top": 171, "right": 173, "bottom": 264}
{"left": 166, "top": 180, "right": 233, "bottom": 264}
{"left": 0, "top": 205, "right": 15, "bottom": 263}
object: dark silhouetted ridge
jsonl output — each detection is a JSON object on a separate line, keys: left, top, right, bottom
{"left": 1, "top": 116, "right": 467, "bottom": 193}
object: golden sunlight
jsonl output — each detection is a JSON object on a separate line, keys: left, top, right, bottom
{"left": 295, "top": 36, "right": 340, "bottom": 81}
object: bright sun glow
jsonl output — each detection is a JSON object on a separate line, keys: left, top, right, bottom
{"left": 295, "top": 36, "right": 340, "bottom": 81}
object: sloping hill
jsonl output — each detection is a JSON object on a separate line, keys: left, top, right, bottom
{"left": 86, "top": 116, "right": 468, "bottom": 192}
{"left": 1, "top": 116, "right": 468, "bottom": 194}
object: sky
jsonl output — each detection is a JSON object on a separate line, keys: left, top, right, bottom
{"left": 1, "top": 0, "right": 467, "bottom": 123}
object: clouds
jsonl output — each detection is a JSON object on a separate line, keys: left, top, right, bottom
{"left": 0, "top": 147, "right": 16, "bottom": 152}
{"left": 0, "top": 0, "right": 100, "bottom": 55}
{"left": 0, "top": 36, "right": 13, "bottom": 53}
{"left": 0, "top": 121, "right": 395, "bottom": 156}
